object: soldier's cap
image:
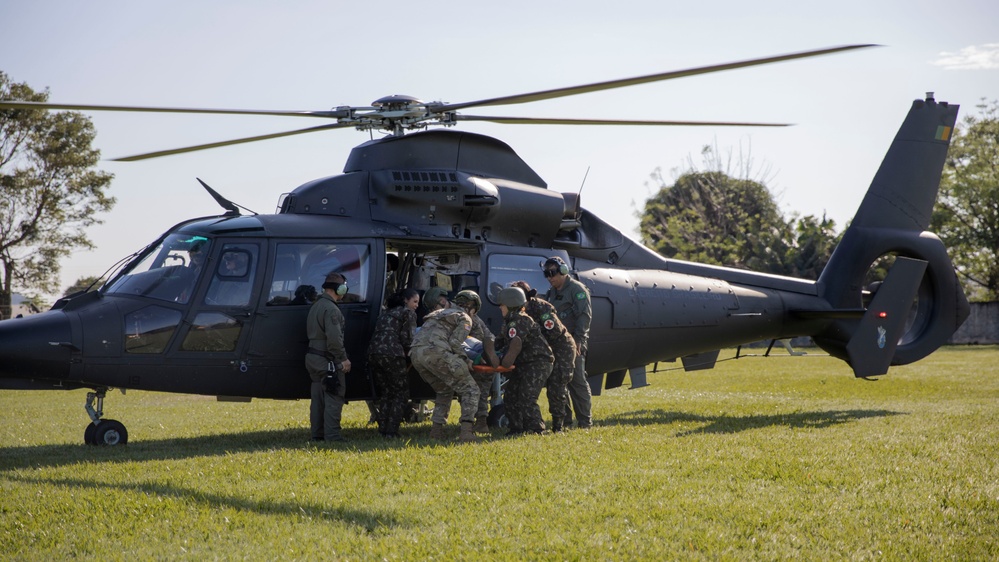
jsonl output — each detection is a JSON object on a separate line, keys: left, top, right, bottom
{"left": 423, "top": 286, "right": 448, "bottom": 306}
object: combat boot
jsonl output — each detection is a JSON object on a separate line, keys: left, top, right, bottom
{"left": 551, "top": 418, "right": 565, "bottom": 433}
{"left": 458, "top": 421, "right": 479, "bottom": 443}
{"left": 429, "top": 422, "right": 446, "bottom": 440}
{"left": 472, "top": 415, "right": 490, "bottom": 434}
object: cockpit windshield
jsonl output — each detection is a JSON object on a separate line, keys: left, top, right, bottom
{"left": 105, "top": 234, "right": 211, "bottom": 304}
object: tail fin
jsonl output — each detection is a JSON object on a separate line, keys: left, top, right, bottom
{"left": 815, "top": 95, "right": 970, "bottom": 375}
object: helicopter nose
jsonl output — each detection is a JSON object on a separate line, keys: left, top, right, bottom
{"left": 0, "top": 311, "right": 74, "bottom": 382}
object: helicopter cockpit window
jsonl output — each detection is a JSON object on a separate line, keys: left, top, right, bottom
{"left": 106, "top": 234, "right": 211, "bottom": 305}
{"left": 124, "top": 306, "right": 183, "bottom": 354}
{"left": 204, "top": 244, "right": 258, "bottom": 307}
{"left": 267, "top": 243, "right": 370, "bottom": 305}
{"left": 485, "top": 254, "right": 551, "bottom": 304}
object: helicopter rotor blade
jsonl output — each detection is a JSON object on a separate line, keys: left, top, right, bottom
{"left": 436, "top": 44, "right": 878, "bottom": 112}
{"left": 111, "top": 123, "right": 354, "bottom": 161}
{"left": 454, "top": 115, "right": 792, "bottom": 127}
{"left": 0, "top": 100, "right": 355, "bottom": 119}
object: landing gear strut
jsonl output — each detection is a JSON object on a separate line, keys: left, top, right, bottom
{"left": 84, "top": 388, "right": 128, "bottom": 446}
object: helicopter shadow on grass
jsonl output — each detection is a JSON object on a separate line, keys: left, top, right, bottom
{"left": 601, "top": 408, "right": 905, "bottom": 437}
{"left": 0, "top": 426, "right": 424, "bottom": 473}
{"left": 0, "top": 427, "right": 424, "bottom": 528}
{"left": 6, "top": 471, "right": 412, "bottom": 530}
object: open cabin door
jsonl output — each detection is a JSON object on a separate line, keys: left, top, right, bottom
{"left": 248, "top": 238, "right": 379, "bottom": 400}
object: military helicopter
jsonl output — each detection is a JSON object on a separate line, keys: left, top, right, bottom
{"left": 0, "top": 45, "right": 969, "bottom": 445}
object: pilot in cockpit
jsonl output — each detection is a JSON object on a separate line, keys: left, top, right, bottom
{"left": 206, "top": 250, "right": 251, "bottom": 306}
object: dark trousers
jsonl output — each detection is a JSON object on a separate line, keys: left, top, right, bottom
{"left": 310, "top": 376, "right": 345, "bottom": 440}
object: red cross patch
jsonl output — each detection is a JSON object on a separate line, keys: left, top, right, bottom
{"left": 543, "top": 319, "right": 555, "bottom": 330}
{"left": 507, "top": 326, "right": 518, "bottom": 339}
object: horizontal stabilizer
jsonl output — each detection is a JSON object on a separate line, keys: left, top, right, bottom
{"left": 846, "top": 257, "right": 928, "bottom": 377}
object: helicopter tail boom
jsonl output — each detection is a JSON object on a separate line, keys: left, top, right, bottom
{"left": 814, "top": 94, "right": 969, "bottom": 375}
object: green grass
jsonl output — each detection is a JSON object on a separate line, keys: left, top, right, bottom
{"left": 2, "top": 346, "right": 997, "bottom": 560}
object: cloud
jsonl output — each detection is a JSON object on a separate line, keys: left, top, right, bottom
{"left": 930, "top": 43, "right": 999, "bottom": 70}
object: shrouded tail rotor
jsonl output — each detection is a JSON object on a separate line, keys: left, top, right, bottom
{"left": 815, "top": 95, "right": 969, "bottom": 375}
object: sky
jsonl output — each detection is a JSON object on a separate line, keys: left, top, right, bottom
{"left": 1, "top": 0, "right": 998, "bottom": 302}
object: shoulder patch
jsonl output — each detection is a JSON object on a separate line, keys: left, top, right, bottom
{"left": 575, "top": 292, "right": 586, "bottom": 300}
{"left": 543, "top": 318, "right": 555, "bottom": 330}
{"left": 507, "top": 326, "right": 518, "bottom": 339}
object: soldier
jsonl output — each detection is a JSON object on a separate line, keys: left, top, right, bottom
{"left": 305, "top": 271, "right": 353, "bottom": 442}
{"left": 542, "top": 256, "right": 593, "bottom": 429}
{"left": 511, "top": 280, "right": 576, "bottom": 432}
{"left": 421, "top": 286, "right": 449, "bottom": 315}
{"left": 496, "top": 286, "right": 554, "bottom": 436}
{"left": 423, "top": 287, "right": 500, "bottom": 434}
{"left": 410, "top": 290, "right": 481, "bottom": 443}
{"left": 367, "top": 288, "right": 419, "bottom": 439}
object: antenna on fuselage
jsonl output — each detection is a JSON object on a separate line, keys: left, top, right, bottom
{"left": 196, "top": 178, "right": 258, "bottom": 216}
{"left": 578, "top": 166, "right": 591, "bottom": 198}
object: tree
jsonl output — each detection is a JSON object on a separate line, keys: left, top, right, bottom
{"left": 783, "top": 212, "right": 841, "bottom": 280}
{"left": 63, "top": 275, "right": 103, "bottom": 297}
{"left": 640, "top": 145, "right": 840, "bottom": 279}
{"left": 931, "top": 99, "right": 999, "bottom": 301}
{"left": 0, "top": 71, "right": 115, "bottom": 319}
{"left": 640, "top": 168, "right": 791, "bottom": 273}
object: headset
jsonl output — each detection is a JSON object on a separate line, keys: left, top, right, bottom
{"left": 323, "top": 277, "right": 349, "bottom": 296}
{"left": 543, "top": 256, "right": 570, "bottom": 276}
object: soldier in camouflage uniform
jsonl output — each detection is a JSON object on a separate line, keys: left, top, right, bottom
{"left": 410, "top": 291, "right": 481, "bottom": 443}
{"left": 454, "top": 292, "right": 501, "bottom": 433}
{"left": 424, "top": 287, "right": 500, "bottom": 434}
{"left": 496, "top": 287, "right": 554, "bottom": 435}
{"left": 306, "top": 272, "right": 353, "bottom": 442}
{"left": 367, "top": 288, "right": 419, "bottom": 439}
{"left": 542, "top": 256, "right": 593, "bottom": 429}
{"left": 511, "top": 281, "right": 576, "bottom": 432}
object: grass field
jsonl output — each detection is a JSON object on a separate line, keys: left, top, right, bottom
{"left": 1, "top": 346, "right": 997, "bottom": 560}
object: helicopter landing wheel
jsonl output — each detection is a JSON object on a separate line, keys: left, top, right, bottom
{"left": 91, "top": 420, "right": 128, "bottom": 446}
{"left": 84, "top": 423, "right": 98, "bottom": 445}
{"left": 84, "top": 388, "right": 127, "bottom": 446}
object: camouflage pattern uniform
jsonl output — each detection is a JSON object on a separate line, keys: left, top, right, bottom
{"left": 523, "top": 297, "right": 576, "bottom": 431}
{"left": 410, "top": 308, "right": 480, "bottom": 425}
{"left": 498, "top": 310, "right": 554, "bottom": 433}
{"left": 367, "top": 305, "right": 417, "bottom": 436}
{"left": 448, "top": 302, "right": 499, "bottom": 419}
{"left": 544, "top": 277, "right": 593, "bottom": 428}
{"left": 305, "top": 292, "right": 349, "bottom": 441}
